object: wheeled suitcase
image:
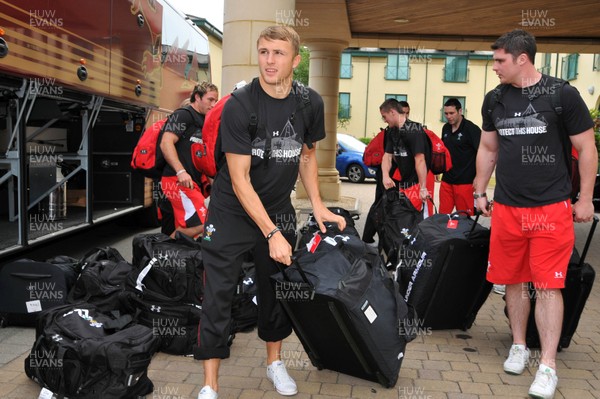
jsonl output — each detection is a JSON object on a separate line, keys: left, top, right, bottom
{"left": 396, "top": 212, "right": 492, "bottom": 330}
{"left": 0, "top": 258, "right": 78, "bottom": 327}
{"left": 272, "top": 230, "right": 416, "bottom": 388}
{"left": 525, "top": 216, "right": 597, "bottom": 350}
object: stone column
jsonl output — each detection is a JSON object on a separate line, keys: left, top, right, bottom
{"left": 221, "top": 0, "right": 295, "bottom": 92}
{"left": 296, "top": 39, "right": 348, "bottom": 201}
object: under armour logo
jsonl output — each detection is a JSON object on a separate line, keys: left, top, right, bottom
{"left": 150, "top": 305, "right": 162, "bottom": 312}
{"left": 554, "top": 271, "right": 564, "bottom": 278}
{"left": 243, "top": 277, "right": 254, "bottom": 286}
{"left": 457, "top": 133, "right": 463, "bottom": 140}
{"left": 514, "top": 112, "right": 522, "bottom": 117}
{"left": 272, "top": 131, "right": 280, "bottom": 137}
{"left": 156, "top": 252, "right": 169, "bottom": 261}
{"left": 52, "top": 334, "right": 63, "bottom": 342}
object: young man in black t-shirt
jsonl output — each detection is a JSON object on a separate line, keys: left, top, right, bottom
{"left": 474, "top": 29, "right": 597, "bottom": 399}
{"left": 440, "top": 97, "right": 481, "bottom": 215}
{"left": 160, "top": 82, "right": 218, "bottom": 238}
{"left": 195, "top": 26, "right": 345, "bottom": 399}
{"left": 381, "top": 99, "right": 430, "bottom": 211}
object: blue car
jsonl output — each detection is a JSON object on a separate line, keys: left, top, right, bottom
{"left": 336, "top": 133, "right": 377, "bottom": 183}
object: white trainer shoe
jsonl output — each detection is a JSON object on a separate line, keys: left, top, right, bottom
{"left": 197, "top": 385, "right": 218, "bottom": 399}
{"left": 493, "top": 284, "right": 506, "bottom": 295}
{"left": 528, "top": 364, "right": 558, "bottom": 399}
{"left": 503, "top": 344, "right": 530, "bottom": 375}
{"left": 267, "top": 360, "right": 298, "bottom": 396}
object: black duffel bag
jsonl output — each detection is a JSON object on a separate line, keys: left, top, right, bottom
{"left": 130, "top": 232, "right": 203, "bottom": 305}
{"left": 67, "top": 247, "right": 132, "bottom": 314}
{"left": 375, "top": 189, "right": 423, "bottom": 268}
{"left": 24, "top": 303, "right": 159, "bottom": 399}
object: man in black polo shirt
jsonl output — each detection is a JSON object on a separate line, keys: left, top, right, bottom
{"left": 440, "top": 97, "right": 481, "bottom": 215}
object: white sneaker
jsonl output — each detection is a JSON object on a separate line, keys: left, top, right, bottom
{"left": 503, "top": 344, "right": 530, "bottom": 375}
{"left": 197, "top": 385, "right": 218, "bottom": 399}
{"left": 528, "top": 364, "right": 558, "bottom": 399}
{"left": 267, "top": 360, "right": 298, "bottom": 396}
{"left": 493, "top": 284, "right": 506, "bottom": 295}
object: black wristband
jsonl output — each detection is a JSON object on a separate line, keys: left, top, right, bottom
{"left": 266, "top": 227, "right": 281, "bottom": 240}
{"left": 473, "top": 192, "right": 487, "bottom": 199}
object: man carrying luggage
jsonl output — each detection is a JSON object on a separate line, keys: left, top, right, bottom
{"left": 381, "top": 99, "right": 430, "bottom": 211}
{"left": 160, "top": 82, "right": 219, "bottom": 239}
{"left": 474, "top": 29, "right": 597, "bottom": 399}
{"left": 195, "top": 26, "right": 345, "bottom": 399}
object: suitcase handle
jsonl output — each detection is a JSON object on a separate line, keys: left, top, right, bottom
{"left": 578, "top": 215, "right": 598, "bottom": 267}
{"left": 9, "top": 272, "right": 53, "bottom": 280}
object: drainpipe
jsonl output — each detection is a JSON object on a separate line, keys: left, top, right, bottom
{"left": 363, "top": 55, "right": 371, "bottom": 138}
{"left": 484, "top": 57, "right": 490, "bottom": 97}
{"left": 423, "top": 60, "right": 428, "bottom": 125}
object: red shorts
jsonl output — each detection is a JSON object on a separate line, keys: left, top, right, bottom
{"left": 160, "top": 176, "right": 207, "bottom": 229}
{"left": 439, "top": 182, "right": 475, "bottom": 215}
{"left": 487, "top": 201, "right": 574, "bottom": 289}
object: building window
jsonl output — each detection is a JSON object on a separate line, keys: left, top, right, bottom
{"left": 385, "top": 94, "right": 408, "bottom": 102}
{"left": 338, "top": 93, "right": 351, "bottom": 119}
{"left": 444, "top": 56, "right": 468, "bottom": 82}
{"left": 539, "top": 53, "right": 552, "bottom": 75}
{"left": 561, "top": 54, "right": 579, "bottom": 81}
{"left": 340, "top": 53, "right": 353, "bottom": 79}
{"left": 594, "top": 54, "right": 600, "bottom": 71}
{"left": 441, "top": 96, "right": 466, "bottom": 122}
{"left": 385, "top": 54, "right": 410, "bottom": 80}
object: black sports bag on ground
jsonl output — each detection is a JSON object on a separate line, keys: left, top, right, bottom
{"left": 0, "top": 258, "right": 78, "bottom": 327}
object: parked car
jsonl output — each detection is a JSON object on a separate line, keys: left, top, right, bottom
{"left": 336, "top": 133, "right": 376, "bottom": 183}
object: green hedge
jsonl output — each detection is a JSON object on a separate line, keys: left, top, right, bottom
{"left": 358, "top": 137, "right": 372, "bottom": 145}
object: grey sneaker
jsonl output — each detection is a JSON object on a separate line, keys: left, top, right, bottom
{"left": 267, "top": 360, "right": 298, "bottom": 396}
{"left": 503, "top": 344, "right": 530, "bottom": 375}
{"left": 528, "top": 364, "right": 558, "bottom": 399}
{"left": 493, "top": 284, "right": 506, "bottom": 295}
{"left": 197, "top": 385, "right": 218, "bottom": 399}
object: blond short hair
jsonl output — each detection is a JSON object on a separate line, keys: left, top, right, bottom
{"left": 257, "top": 25, "right": 300, "bottom": 56}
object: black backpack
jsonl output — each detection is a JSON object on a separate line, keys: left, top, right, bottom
{"left": 25, "top": 303, "right": 159, "bottom": 399}
{"left": 486, "top": 76, "right": 580, "bottom": 201}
